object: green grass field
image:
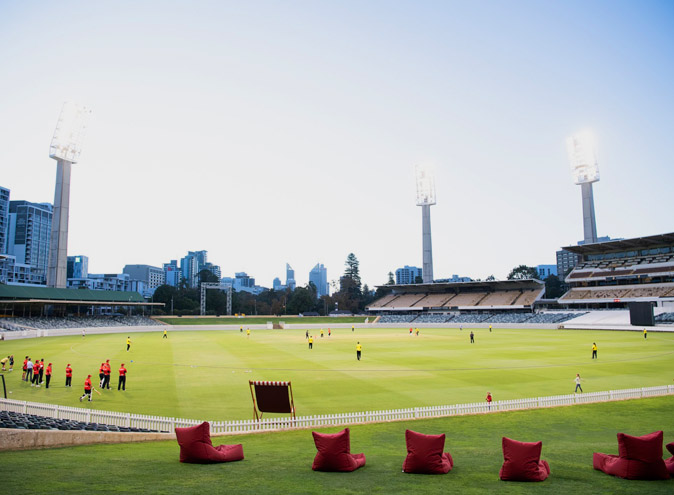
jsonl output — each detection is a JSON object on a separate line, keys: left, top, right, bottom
{"left": 2, "top": 397, "right": 673, "bottom": 494}
{"left": 1, "top": 327, "right": 673, "bottom": 421}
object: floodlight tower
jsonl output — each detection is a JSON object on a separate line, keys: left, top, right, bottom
{"left": 47, "top": 102, "right": 91, "bottom": 288}
{"left": 566, "top": 130, "right": 599, "bottom": 245}
{"left": 415, "top": 164, "right": 436, "bottom": 283}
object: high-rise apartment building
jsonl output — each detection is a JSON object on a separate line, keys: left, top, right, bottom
{"left": 395, "top": 265, "right": 423, "bottom": 285}
{"left": 7, "top": 200, "right": 53, "bottom": 283}
{"left": 0, "top": 186, "right": 9, "bottom": 254}
{"left": 163, "top": 260, "right": 180, "bottom": 287}
{"left": 67, "top": 255, "right": 89, "bottom": 279}
{"left": 309, "top": 263, "right": 328, "bottom": 297}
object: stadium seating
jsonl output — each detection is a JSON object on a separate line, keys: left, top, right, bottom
{"left": 593, "top": 430, "right": 670, "bottom": 480}
{"left": 378, "top": 314, "right": 418, "bottom": 324}
{"left": 0, "top": 410, "right": 160, "bottom": 433}
{"left": 311, "top": 428, "right": 366, "bottom": 472}
{"left": 499, "top": 437, "right": 550, "bottom": 482}
{"left": 655, "top": 312, "right": 674, "bottom": 323}
{"left": 175, "top": 422, "right": 244, "bottom": 464}
{"left": 0, "top": 316, "right": 163, "bottom": 331}
{"left": 402, "top": 429, "right": 453, "bottom": 474}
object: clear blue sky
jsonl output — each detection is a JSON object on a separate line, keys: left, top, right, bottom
{"left": 1, "top": 1, "right": 672, "bottom": 288}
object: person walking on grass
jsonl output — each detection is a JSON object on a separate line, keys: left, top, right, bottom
{"left": 80, "top": 375, "right": 93, "bottom": 402}
{"left": 486, "top": 392, "right": 493, "bottom": 410}
{"left": 308, "top": 335, "right": 313, "bottom": 349}
{"left": 65, "top": 363, "right": 73, "bottom": 387}
{"left": 643, "top": 328, "right": 647, "bottom": 340}
{"left": 592, "top": 342, "right": 598, "bottom": 359}
{"left": 118, "top": 363, "right": 127, "bottom": 391}
{"left": 163, "top": 329, "right": 168, "bottom": 339}
{"left": 574, "top": 373, "right": 583, "bottom": 393}
{"left": 470, "top": 331, "right": 475, "bottom": 344}
{"left": 126, "top": 336, "right": 132, "bottom": 351}
{"left": 356, "top": 342, "right": 362, "bottom": 361}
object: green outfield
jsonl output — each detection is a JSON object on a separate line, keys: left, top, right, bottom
{"left": 1, "top": 327, "right": 673, "bottom": 421}
{"left": 2, "top": 397, "right": 673, "bottom": 494}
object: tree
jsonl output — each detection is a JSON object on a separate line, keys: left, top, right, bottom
{"left": 343, "top": 253, "right": 361, "bottom": 291}
{"left": 544, "top": 275, "right": 563, "bottom": 299}
{"left": 486, "top": 275, "right": 496, "bottom": 281}
{"left": 414, "top": 275, "right": 423, "bottom": 284}
{"left": 507, "top": 265, "right": 540, "bottom": 280}
{"left": 286, "top": 285, "right": 316, "bottom": 314}
{"left": 387, "top": 272, "right": 395, "bottom": 285}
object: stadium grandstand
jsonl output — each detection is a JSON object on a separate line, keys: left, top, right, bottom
{"left": 366, "top": 279, "right": 567, "bottom": 324}
{"left": 0, "top": 284, "right": 164, "bottom": 331}
{"left": 558, "top": 232, "right": 674, "bottom": 310}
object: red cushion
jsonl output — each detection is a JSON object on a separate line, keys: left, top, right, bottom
{"left": 594, "top": 452, "right": 669, "bottom": 480}
{"left": 665, "top": 442, "right": 674, "bottom": 476}
{"left": 499, "top": 437, "right": 549, "bottom": 482}
{"left": 311, "top": 428, "right": 366, "bottom": 472}
{"left": 618, "top": 431, "right": 663, "bottom": 463}
{"left": 175, "top": 422, "right": 244, "bottom": 464}
{"left": 402, "top": 429, "right": 453, "bottom": 474}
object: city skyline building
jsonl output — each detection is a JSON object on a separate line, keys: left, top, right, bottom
{"left": 67, "top": 255, "right": 89, "bottom": 279}
{"left": 7, "top": 200, "right": 53, "bottom": 284}
{"left": 309, "top": 263, "right": 328, "bottom": 297}
{"left": 123, "top": 264, "right": 165, "bottom": 293}
{"left": 0, "top": 186, "right": 9, "bottom": 254}
{"left": 395, "top": 265, "right": 423, "bottom": 285}
{"left": 286, "top": 263, "right": 296, "bottom": 291}
{"left": 163, "top": 260, "right": 180, "bottom": 287}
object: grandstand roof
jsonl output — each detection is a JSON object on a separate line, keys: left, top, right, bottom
{"left": 562, "top": 232, "right": 674, "bottom": 256}
{"left": 0, "top": 284, "right": 155, "bottom": 305}
{"left": 377, "top": 279, "right": 544, "bottom": 293}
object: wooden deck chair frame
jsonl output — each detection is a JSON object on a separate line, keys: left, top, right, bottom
{"left": 249, "top": 380, "right": 296, "bottom": 421}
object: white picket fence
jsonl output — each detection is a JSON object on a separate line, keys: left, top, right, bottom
{"left": 1, "top": 385, "right": 672, "bottom": 435}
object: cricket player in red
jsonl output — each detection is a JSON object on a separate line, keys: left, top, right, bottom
{"left": 80, "top": 375, "right": 93, "bottom": 402}
{"left": 98, "top": 363, "right": 105, "bottom": 387}
{"left": 103, "top": 359, "right": 112, "bottom": 389}
{"left": 65, "top": 364, "right": 73, "bottom": 387}
{"left": 45, "top": 363, "right": 52, "bottom": 389}
{"left": 118, "top": 363, "right": 127, "bottom": 391}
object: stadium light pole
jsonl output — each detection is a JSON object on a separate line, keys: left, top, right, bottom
{"left": 47, "top": 102, "right": 91, "bottom": 288}
{"left": 566, "top": 130, "right": 599, "bottom": 245}
{"left": 415, "top": 164, "right": 436, "bottom": 284}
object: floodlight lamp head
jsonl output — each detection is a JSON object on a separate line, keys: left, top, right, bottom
{"left": 415, "top": 164, "right": 436, "bottom": 206}
{"left": 566, "top": 129, "right": 599, "bottom": 185}
{"left": 49, "top": 101, "right": 91, "bottom": 163}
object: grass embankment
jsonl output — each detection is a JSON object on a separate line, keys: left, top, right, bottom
{"left": 2, "top": 397, "right": 673, "bottom": 494}
{"left": 1, "top": 328, "right": 672, "bottom": 420}
{"left": 154, "top": 316, "right": 371, "bottom": 325}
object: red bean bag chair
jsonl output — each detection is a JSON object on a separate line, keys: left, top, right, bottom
{"left": 175, "top": 421, "right": 244, "bottom": 464}
{"left": 499, "top": 437, "right": 550, "bottom": 482}
{"left": 665, "top": 442, "right": 674, "bottom": 476}
{"left": 311, "top": 428, "right": 366, "bottom": 472}
{"left": 593, "top": 430, "right": 669, "bottom": 480}
{"left": 402, "top": 429, "right": 453, "bottom": 474}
